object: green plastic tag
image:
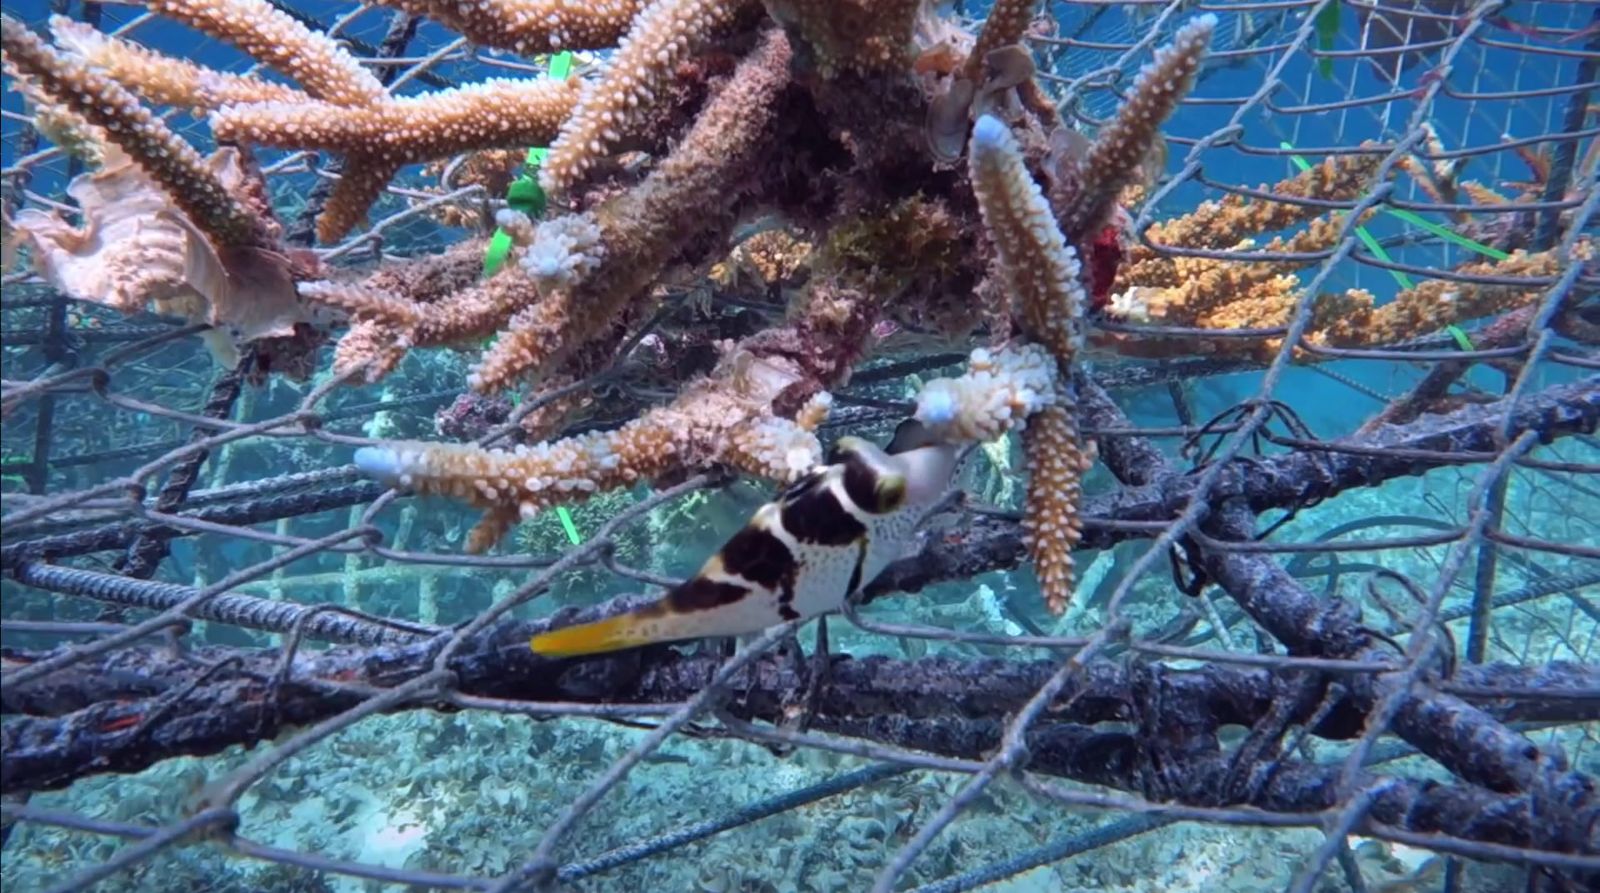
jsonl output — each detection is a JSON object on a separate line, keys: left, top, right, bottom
{"left": 482, "top": 53, "right": 584, "bottom": 541}
{"left": 482, "top": 52, "right": 574, "bottom": 278}
{"left": 556, "top": 506, "right": 582, "bottom": 544}
{"left": 1383, "top": 207, "right": 1510, "bottom": 261}
{"left": 547, "top": 51, "right": 572, "bottom": 81}
{"left": 1314, "top": 0, "right": 1341, "bottom": 80}
{"left": 506, "top": 175, "right": 547, "bottom": 214}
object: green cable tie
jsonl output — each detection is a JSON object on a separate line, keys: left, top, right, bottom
{"left": 1354, "top": 227, "right": 1412, "bottom": 289}
{"left": 1279, "top": 144, "right": 1409, "bottom": 289}
{"left": 1383, "top": 206, "right": 1510, "bottom": 261}
{"left": 479, "top": 53, "right": 584, "bottom": 543}
{"left": 1279, "top": 142, "right": 1507, "bottom": 265}
{"left": 483, "top": 52, "right": 574, "bottom": 278}
{"left": 1444, "top": 324, "right": 1475, "bottom": 352}
{"left": 556, "top": 506, "right": 582, "bottom": 544}
{"left": 547, "top": 50, "right": 572, "bottom": 81}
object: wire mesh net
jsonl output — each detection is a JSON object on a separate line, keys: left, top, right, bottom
{"left": 1, "top": 1, "right": 1597, "bottom": 891}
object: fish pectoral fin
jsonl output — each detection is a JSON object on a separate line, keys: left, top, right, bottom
{"left": 530, "top": 612, "right": 654, "bottom": 657}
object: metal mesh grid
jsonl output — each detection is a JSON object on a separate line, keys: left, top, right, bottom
{"left": 2, "top": 1, "right": 1597, "bottom": 891}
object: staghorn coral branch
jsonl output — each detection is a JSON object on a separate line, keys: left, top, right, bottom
{"left": 912, "top": 345, "right": 1058, "bottom": 443}
{"left": 1101, "top": 142, "right": 1586, "bottom": 359}
{"left": 309, "top": 269, "right": 537, "bottom": 382}
{"left": 211, "top": 77, "right": 581, "bottom": 240}
{"left": 1020, "top": 401, "right": 1093, "bottom": 614}
{"left": 1110, "top": 213, "right": 1352, "bottom": 327}
{"left": 966, "top": 112, "right": 1093, "bottom": 614}
{"left": 299, "top": 281, "right": 435, "bottom": 330}
{"left": 1104, "top": 240, "right": 1586, "bottom": 359}
{"left": 472, "top": 28, "right": 793, "bottom": 393}
{"left": 762, "top": 0, "right": 921, "bottom": 78}
{"left": 0, "top": 15, "right": 263, "bottom": 249}
{"left": 299, "top": 237, "right": 524, "bottom": 381}
{"left": 209, "top": 78, "right": 580, "bottom": 160}
{"left": 316, "top": 154, "right": 405, "bottom": 244}
{"left": 1320, "top": 248, "right": 1576, "bottom": 347}
{"left": 2, "top": 58, "right": 104, "bottom": 165}
{"left": 48, "top": 16, "right": 306, "bottom": 113}
{"left": 967, "top": 114, "right": 1086, "bottom": 363}
{"left": 962, "top": 0, "right": 1038, "bottom": 83}
{"left": 1109, "top": 152, "right": 1386, "bottom": 328}
{"left": 540, "top": 0, "right": 755, "bottom": 196}
{"left": 141, "top": 0, "right": 386, "bottom": 106}
{"left": 1056, "top": 14, "right": 1215, "bottom": 240}
{"left": 368, "top": 0, "right": 646, "bottom": 54}
{"left": 1128, "top": 152, "right": 1384, "bottom": 262}
{"left": 356, "top": 362, "right": 829, "bottom": 552}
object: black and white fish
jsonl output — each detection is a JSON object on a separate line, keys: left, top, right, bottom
{"left": 529, "top": 421, "right": 959, "bottom": 657}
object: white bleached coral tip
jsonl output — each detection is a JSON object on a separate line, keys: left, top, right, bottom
{"left": 915, "top": 384, "right": 958, "bottom": 427}
{"left": 912, "top": 344, "right": 1059, "bottom": 443}
{"left": 353, "top": 446, "right": 405, "bottom": 485}
{"left": 970, "top": 114, "right": 1012, "bottom": 153}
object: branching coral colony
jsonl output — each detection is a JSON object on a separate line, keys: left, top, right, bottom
{"left": 2, "top": 1, "right": 1583, "bottom": 613}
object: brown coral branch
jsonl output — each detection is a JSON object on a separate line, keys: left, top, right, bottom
{"left": 962, "top": 0, "right": 1038, "bottom": 83}
{"left": 48, "top": 16, "right": 306, "bottom": 113}
{"left": 355, "top": 352, "right": 828, "bottom": 552}
{"left": 1021, "top": 400, "right": 1093, "bottom": 615}
{"left": 314, "top": 155, "right": 404, "bottom": 245}
{"left": 966, "top": 113, "right": 1093, "bottom": 614}
{"left": 471, "top": 28, "right": 794, "bottom": 393}
{"left": 1103, "top": 231, "right": 1583, "bottom": 361}
{"left": 141, "top": 0, "right": 385, "bottom": 106}
{"left": 967, "top": 114, "right": 1085, "bottom": 365}
{"left": 1320, "top": 248, "right": 1574, "bottom": 348}
{"left": 1112, "top": 213, "right": 1356, "bottom": 326}
{"left": 209, "top": 77, "right": 580, "bottom": 160}
{"left": 369, "top": 0, "right": 646, "bottom": 54}
{"left": 301, "top": 239, "right": 533, "bottom": 381}
{"left": 2, "top": 59, "right": 104, "bottom": 165}
{"left": 1, "top": 14, "right": 264, "bottom": 249}
{"left": 1056, "top": 14, "right": 1214, "bottom": 240}
{"left": 762, "top": 0, "right": 920, "bottom": 78}
{"left": 1120, "top": 151, "right": 1384, "bottom": 285}
{"left": 540, "top": 0, "right": 754, "bottom": 196}
{"left": 210, "top": 77, "right": 581, "bottom": 240}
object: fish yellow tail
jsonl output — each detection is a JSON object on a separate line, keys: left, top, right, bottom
{"left": 529, "top": 612, "right": 654, "bottom": 657}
